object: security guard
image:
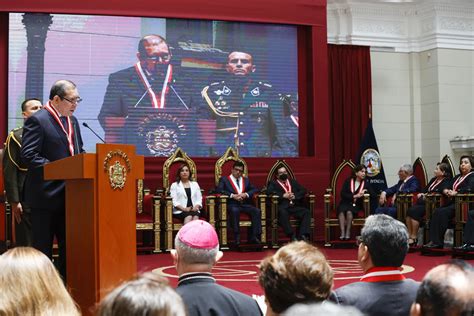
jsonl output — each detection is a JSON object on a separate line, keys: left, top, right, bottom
{"left": 201, "top": 51, "right": 282, "bottom": 157}
{"left": 2, "top": 98, "right": 42, "bottom": 246}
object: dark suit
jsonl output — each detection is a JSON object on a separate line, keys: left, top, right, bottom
{"left": 2, "top": 127, "right": 32, "bottom": 246}
{"left": 428, "top": 173, "right": 474, "bottom": 245}
{"left": 375, "top": 175, "right": 421, "bottom": 217}
{"left": 176, "top": 273, "right": 262, "bottom": 316}
{"left": 216, "top": 175, "right": 261, "bottom": 242}
{"left": 338, "top": 177, "right": 375, "bottom": 215}
{"left": 21, "top": 108, "right": 84, "bottom": 279}
{"left": 330, "top": 279, "right": 419, "bottom": 316}
{"left": 266, "top": 178, "right": 311, "bottom": 238}
{"left": 406, "top": 177, "right": 450, "bottom": 222}
{"left": 98, "top": 65, "right": 196, "bottom": 156}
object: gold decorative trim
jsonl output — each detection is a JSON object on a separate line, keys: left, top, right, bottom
{"left": 162, "top": 147, "right": 197, "bottom": 191}
{"left": 214, "top": 147, "right": 247, "bottom": 186}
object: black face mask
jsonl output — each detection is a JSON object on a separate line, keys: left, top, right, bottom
{"left": 278, "top": 174, "right": 288, "bottom": 181}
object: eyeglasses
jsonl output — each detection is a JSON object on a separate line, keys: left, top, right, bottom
{"left": 145, "top": 54, "right": 171, "bottom": 63}
{"left": 62, "top": 97, "right": 83, "bottom": 104}
{"left": 356, "top": 236, "right": 364, "bottom": 246}
{"left": 233, "top": 168, "right": 244, "bottom": 173}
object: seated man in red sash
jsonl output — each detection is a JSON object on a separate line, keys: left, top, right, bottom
{"left": 330, "top": 214, "right": 419, "bottom": 315}
{"left": 266, "top": 166, "right": 311, "bottom": 241}
{"left": 216, "top": 161, "right": 261, "bottom": 245}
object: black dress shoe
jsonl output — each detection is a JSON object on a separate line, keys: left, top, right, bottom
{"left": 423, "top": 242, "right": 443, "bottom": 249}
{"left": 454, "top": 243, "right": 474, "bottom": 252}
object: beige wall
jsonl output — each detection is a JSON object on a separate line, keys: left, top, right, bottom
{"left": 371, "top": 48, "right": 474, "bottom": 185}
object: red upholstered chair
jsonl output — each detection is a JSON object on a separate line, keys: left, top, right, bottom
{"left": 266, "top": 160, "right": 315, "bottom": 248}
{"left": 396, "top": 157, "right": 427, "bottom": 221}
{"left": 136, "top": 179, "right": 161, "bottom": 253}
{"left": 212, "top": 147, "right": 266, "bottom": 249}
{"left": 161, "top": 148, "right": 215, "bottom": 251}
{"left": 324, "top": 160, "right": 369, "bottom": 246}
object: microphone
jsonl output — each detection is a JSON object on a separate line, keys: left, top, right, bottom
{"left": 168, "top": 82, "right": 189, "bottom": 110}
{"left": 72, "top": 121, "right": 81, "bottom": 154}
{"left": 82, "top": 122, "right": 106, "bottom": 143}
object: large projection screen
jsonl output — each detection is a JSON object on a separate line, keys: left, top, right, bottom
{"left": 8, "top": 13, "right": 298, "bottom": 157}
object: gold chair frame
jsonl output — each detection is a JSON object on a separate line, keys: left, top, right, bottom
{"left": 136, "top": 179, "right": 161, "bottom": 253}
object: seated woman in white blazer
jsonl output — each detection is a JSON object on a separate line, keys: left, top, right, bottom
{"left": 169, "top": 163, "right": 203, "bottom": 224}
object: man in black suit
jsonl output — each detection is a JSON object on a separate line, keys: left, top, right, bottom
{"left": 266, "top": 166, "right": 311, "bottom": 241}
{"left": 21, "top": 80, "right": 84, "bottom": 280}
{"left": 98, "top": 34, "right": 194, "bottom": 156}
{"left": 330, "top": 214, "right": 419, "bottom": 316}
{"left": 216, "top": 161, "right": 261, "bottom": 245}
{"left": 172, "top": 220, "right": 262, "bottom": 316}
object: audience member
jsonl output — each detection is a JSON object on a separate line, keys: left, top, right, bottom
{"left": 282, "top": 302, "right": 363, "bottom": 316}
{"left": 97, "top": 272, "right": 186, "bottom": 316}
{"left": 266, "top": 166, "right": 311, "bottom": 241}
{"left": 330, "top": 214, "right": 419, "bottom": 316}
{"left": 172, "top": 220, "right": 262, "bottom": 316}
{"left": 0, "top": 247, "right": 79, "bottom": 316}
{"left": 410, "top": 260, "right": 474, "bottom": 316}
{"left": 170, "top": 163, "right": 203, "bottom": 224}
{"left": 337, "top": 164, "right": 374, "bottom": 240}
{"left": 258, "top": 241, "right": 334, "bottom": 315}
{"left": 405, "top": 162, "right": 451, "bottom": 247}
{"left": 423, "top": 155, "right": 474, "bottom": 249}
{"left": 375, "top": 164, "right": 420, "bottom": 218}
{"left": 216, "top": 160, "right": 262, "bottom": 245}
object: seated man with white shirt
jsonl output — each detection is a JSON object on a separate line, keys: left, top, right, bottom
{"left": 170, "top": 163, "right": 203, "bottom": 224}
{"left": 375, "top": 164, "right": 420, "bottom": 218}
{"left": 216, "top": 161, "right": 261, "bottom": 245}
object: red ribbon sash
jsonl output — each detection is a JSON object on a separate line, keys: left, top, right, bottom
{"left": 360, "top": 267, "right": 406, "bottom": 283}
{"left": 228, "top": 175, "right": 245, "bottom": 194}
{"left": 453, "top": 172, "right": 473, "bottom": 191}
{"left": 44, "top": 102, "right": 74, "bottom": 156}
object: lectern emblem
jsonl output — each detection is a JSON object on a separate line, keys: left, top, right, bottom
{"left": 104, "top": 150, "right": 132, "bottom": 190}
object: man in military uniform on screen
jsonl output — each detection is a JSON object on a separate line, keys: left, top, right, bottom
{"left": 98, "top": 34, "right": 195, "bottom": 156}
{"left": 2, "top": 98, "right": 43, "bottom": 246}
{"left": 201, "top": 50, "right": 282, "bottom": 157}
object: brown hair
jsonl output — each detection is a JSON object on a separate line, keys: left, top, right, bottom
{"left": 175, "top": 163, "right": 193, "bottom": 183}
{"left": 258, "top": 241, "right": 334, "bottom": 313}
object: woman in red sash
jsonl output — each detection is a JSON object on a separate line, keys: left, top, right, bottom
{"left": 423, "top": 155, "right": 474, "bottom": 249}
{"left": 337, "top": 164, "right": 373, "bottom": 240}
{"left": 405, "top": 162, "right": 451, "bottom": 247}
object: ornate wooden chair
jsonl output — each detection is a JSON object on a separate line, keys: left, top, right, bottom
{"left": 212, "top": 147, "right": 266, "bottom": 249}
{"left": 324, "top": 160, "right": 370, "bottom": 246}
{"left": 161, "top": 148, "right": 215, "bottom": 251}
{"left": 396, "top": 157, "right": 428, "bottom": 221}
{"left": 266, "top": 160, "right": 315, "bottom": 248}
{"left": 136, "top": 179, "right": 161, "bottom": 253}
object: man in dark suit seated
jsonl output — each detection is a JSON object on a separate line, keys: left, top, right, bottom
{"left": 172, "top": 220, "right": 262, "bottom": 316}
{"left": 410, "top": 260, "right": 474, "bottom": 316}
{"left": 375, "top": 163, "right": 420, "bottom": 218}
{"left": 216, "top": 161, "right": 261, "bottom": 245}
{"left": 330, "top": 214, "right": 419, "bottom": 316}
{"left": 266, "top": 166, "right": 311, "bottom": 241}
{"left": 21, "top": 80, "right": 85, "bottom": 280}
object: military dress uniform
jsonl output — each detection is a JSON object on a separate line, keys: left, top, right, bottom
{"left": 2, "top": 127, "right": 32, "bottom": 246}
{"left": 201, "top": 79, "right": 282, "bottom": 157}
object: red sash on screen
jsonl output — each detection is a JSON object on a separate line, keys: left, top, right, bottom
{"left": 360, "top": 267, "right": 405, "bottom": 282}
{"left": 453, "top": 172, "right": 473, "bottom": 191}
{"left": 134, "top": 62, "right": 173, "bottom": 109}
{"left": 228, "top": 175, "right": 245, "bottom": 194}
{"left": 44, "top": 102, "right": 74, "bottom": 156}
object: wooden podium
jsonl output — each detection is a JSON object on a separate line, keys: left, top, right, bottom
{"left": 44, "top": 144, "right": 144, "bottom": 315}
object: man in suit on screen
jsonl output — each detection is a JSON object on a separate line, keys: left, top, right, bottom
{"left": 21, "top": 80, "right": 85, "bottom": 280}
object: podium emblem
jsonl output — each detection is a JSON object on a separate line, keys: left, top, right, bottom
{"left": 104, "top": 150, "right": 132, "bottom": 190}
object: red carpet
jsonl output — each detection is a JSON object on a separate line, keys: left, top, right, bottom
{"left": 138, "top": 246, "right": 473, "bottom": 296}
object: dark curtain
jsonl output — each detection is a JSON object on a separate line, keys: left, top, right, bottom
{"left": 328, "top": 44, "right": 371, "bottom": 173}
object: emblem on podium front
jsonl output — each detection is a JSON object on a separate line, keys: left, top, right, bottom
{"left": 104, "top": 150, "right": 132, "bottom": 190}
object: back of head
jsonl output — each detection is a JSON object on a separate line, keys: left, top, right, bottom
{"left": 97, "top": 273, "right": 185, "bottom": 316}
{"left": 361, "top": 214, "right": 409, "bottom": 267}
{"left": 174, "top": 220, "right": 220, "bottom": 267}
{"left": 415, "top": 260, "right": 474, "bottom": 316}
{"left": 258, "top": 241, "right": 334, "bottom": 314}
{"left": 0, "top": 247, "right": 79, "bottom": 316}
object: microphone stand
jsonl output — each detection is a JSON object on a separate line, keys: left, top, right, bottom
{"left": 82, "top": 122, "right": 106, "bottom": 143}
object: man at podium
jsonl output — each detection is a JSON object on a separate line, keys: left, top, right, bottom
{"left": 21, "top": 80, "right": 85, "bottom": 280}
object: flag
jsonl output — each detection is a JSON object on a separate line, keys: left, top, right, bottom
{"left": 355, "top": 119, "right": 387, "bottom": 195}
